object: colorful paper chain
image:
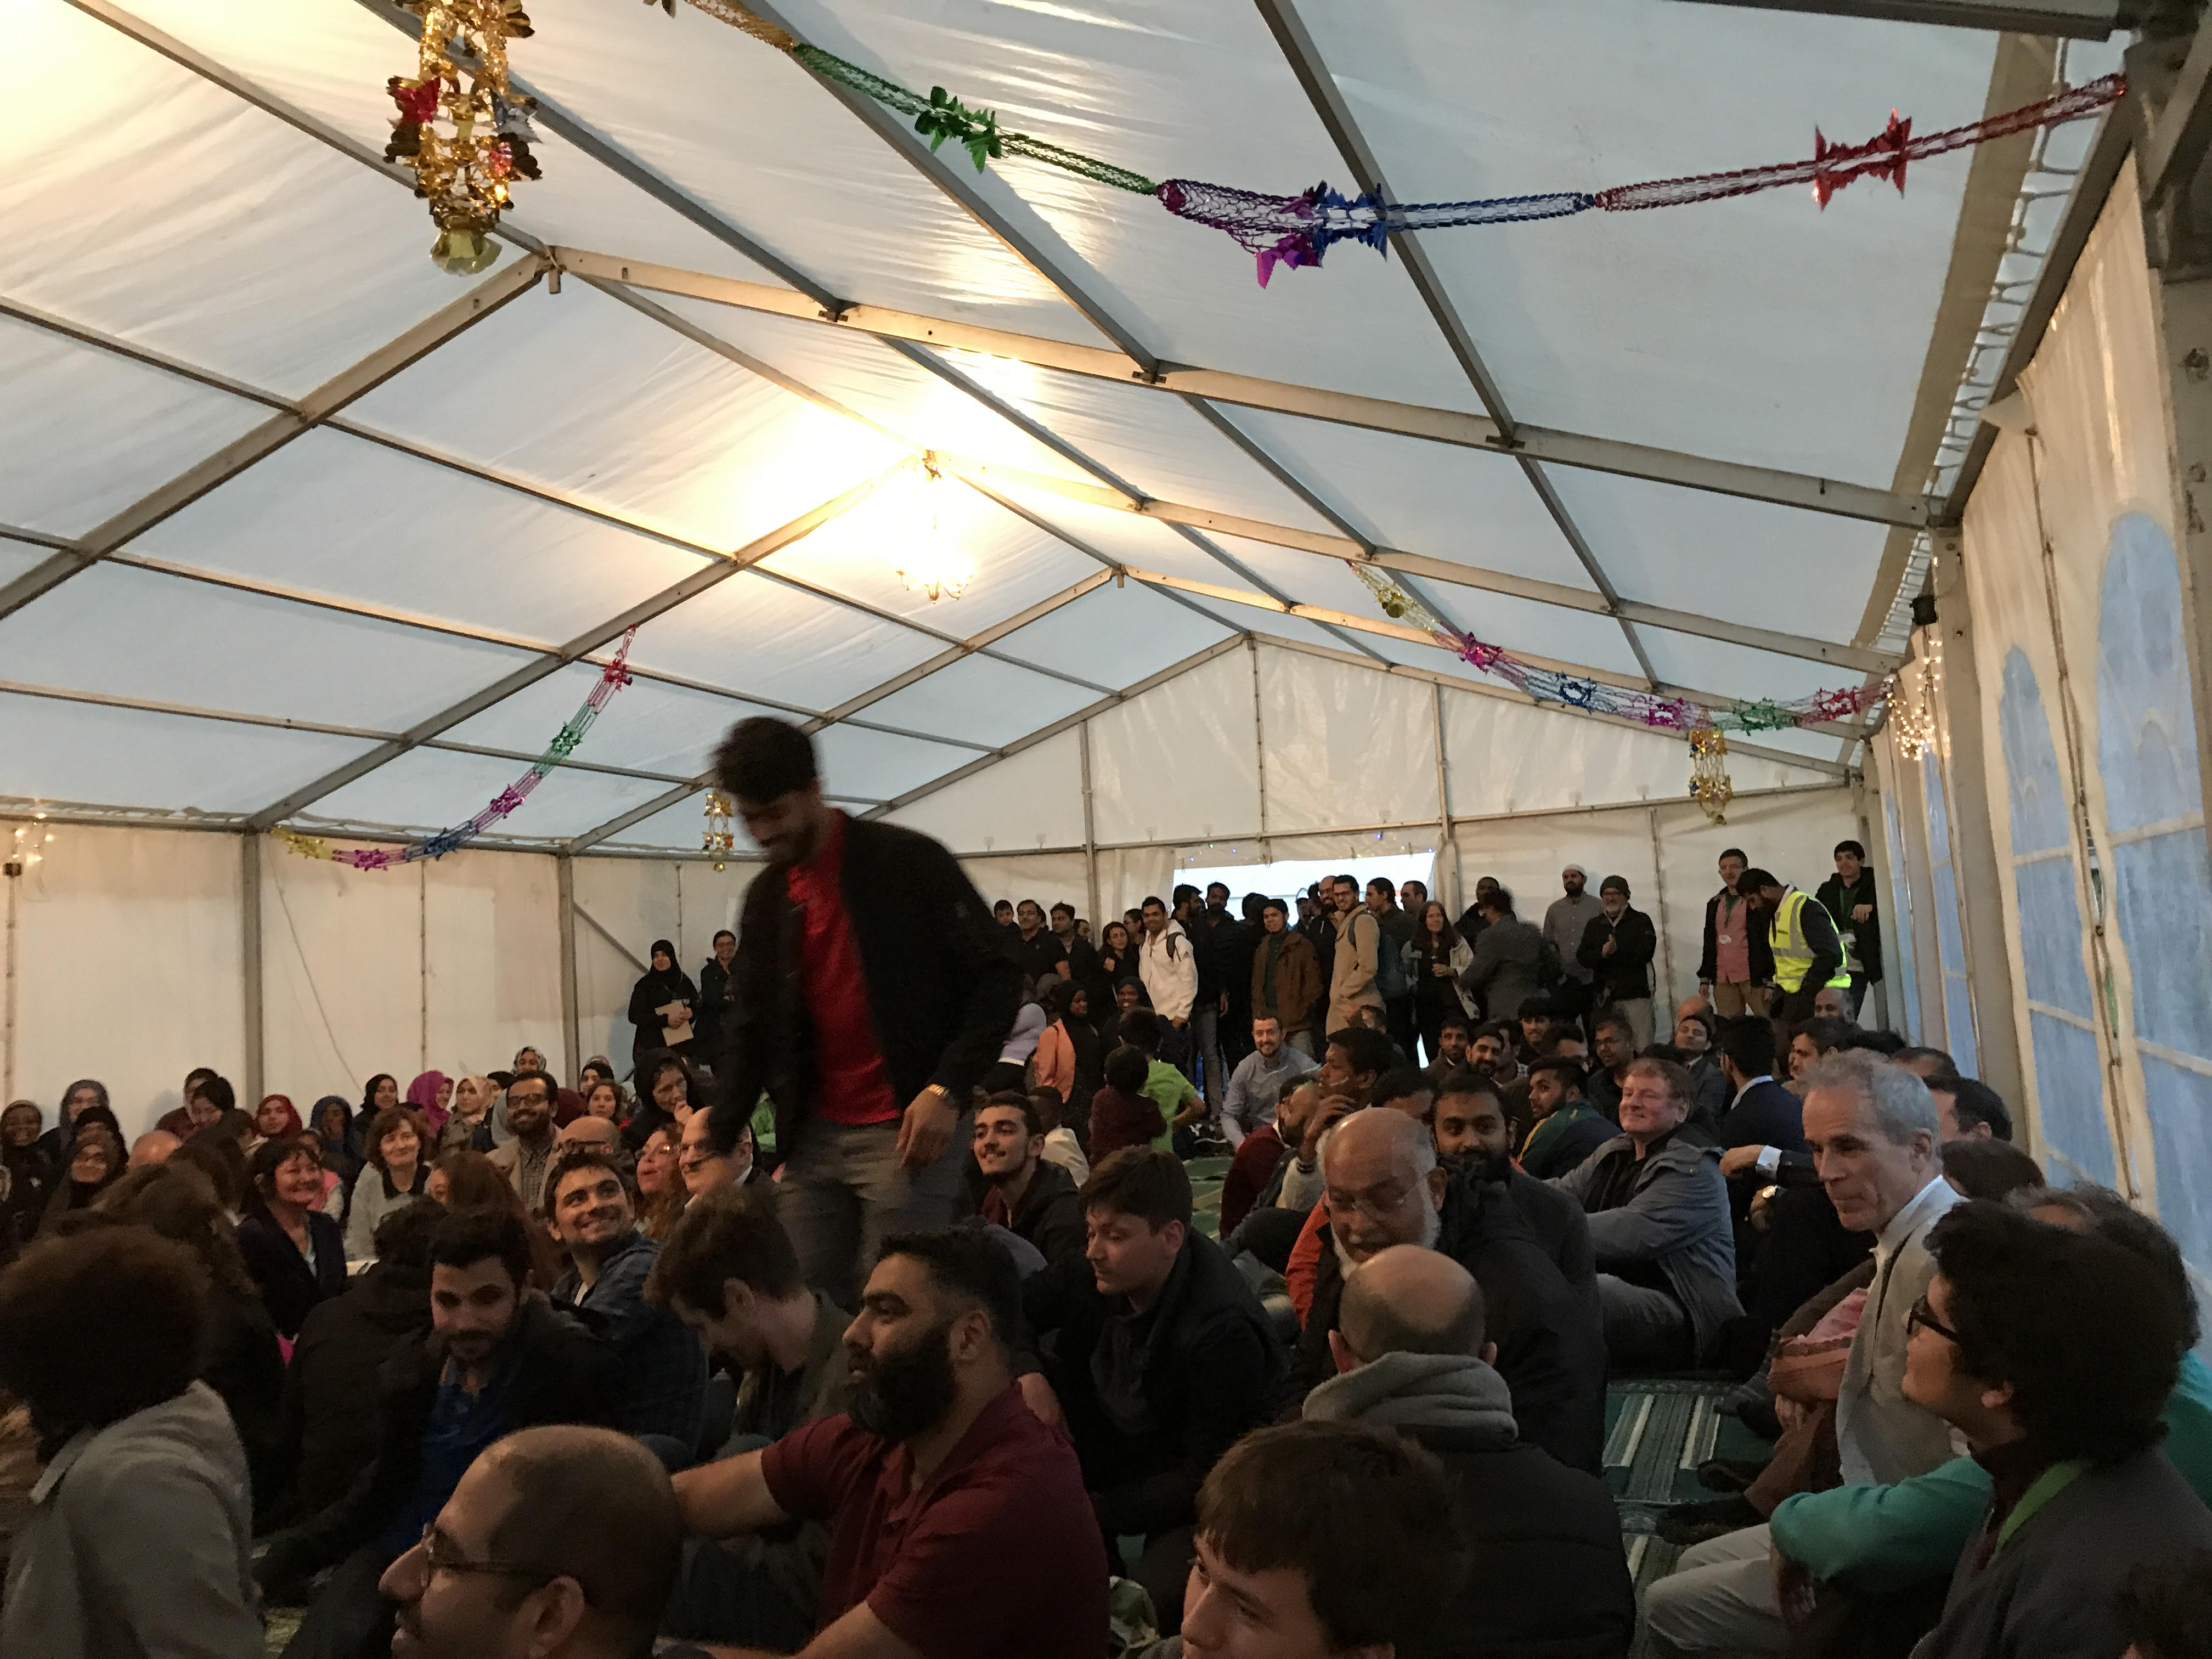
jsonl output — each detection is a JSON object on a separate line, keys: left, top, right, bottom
{"left": 667, "top": 1, "right": 2122, "bottom": 286}
{"left": 1346, "top": 563, "right": 1881, "bottom": 734}
{"left": 272, "top": 628, "right": 640, "bottom": 869}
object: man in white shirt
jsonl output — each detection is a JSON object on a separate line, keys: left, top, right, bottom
{"left": 1219, "top": 1015, "right": 1319, "bottom": 1147}
{"left": 1644, "top": 1051, "right": 1956, "bottom": 1657}
{"left": 1137, "top": 894, "right": 1198, "bottom": 1072}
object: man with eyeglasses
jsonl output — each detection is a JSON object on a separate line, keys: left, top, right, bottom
{"left": 489, "top": 1070, "right": 560, "bottom": 1212}
{"left": 379, "top": 1424, "right": 698, "bottom": 1659}
{"left": 258, "top": 1209, "right": 622, "bottom": 1659}
{"left": 1644, "top": 1051, "right": 1959, "bottom": 1659}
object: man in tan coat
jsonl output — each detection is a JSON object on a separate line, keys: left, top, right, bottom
{"left": 1326, "top": 874, "right": 1384, "bottom": 1034}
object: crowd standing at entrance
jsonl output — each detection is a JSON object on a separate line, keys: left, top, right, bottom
{"left": 1, "top": 720, "right": 2207, "bottom": 1659}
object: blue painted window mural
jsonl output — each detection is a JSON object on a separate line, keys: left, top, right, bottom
{"left": 2095, "top": 511, "right": 2212, "bottom": 1300}
{"left": 1920, "top": 751, "right": 1978, "bottom": 1076}
{"left": 1997, "top": 647, "right": 2113, "bottom": 1184}
{"left": 1883, "top": 787, "right": 1921, "bottom": 1045}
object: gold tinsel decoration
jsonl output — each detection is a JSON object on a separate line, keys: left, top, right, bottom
{"left": 1689, "top": 725, "right": 1734, "bottom": 825}
{"left": 702, "top": 791, "right": 737, "bottom": 870}
{"left": 387, "top": 0, "right": 540, "bottom": 273}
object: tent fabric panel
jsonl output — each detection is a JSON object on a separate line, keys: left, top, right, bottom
{"left": 651, "top": 297, "right": 1096, "bottom": 483}
{"left": 989, "top": 582, "right": 1231, "bottom": 687}
{"left": 1305, "top": 0, "right": 1994, "bottom": 488}
{"left": 627, "top": 569, "right": 947, "bottom": 711}
{"left": 128, "top": 429, "right": 716, "bottom": 645}
{"left": 422, "top": 848, "right": 567, "bottom": 1083}
{"left": 1087, "top": 648, "right": 1262, "bottom": 845}
{"left": 1542, "top": 468, "right": 1892, "bottom": 641}
{"left": 935, "top": 349, "right": 1340, "bottom": 533}
{"left": 303, "top": 746, "right": 680, "bottom": 843}
{"left": 0, "top": 693, "right": 378, "bottom": 817}
{"left": 812, "top": 723, "right": 984, "bottom": 804}
{"left": 980, "top": 478, "right": 1254, "bottom": 580}
{"left": 2, "top": 0, "right": 536, "bottom": 397}
{"left": 259, "top": 840, "right": 430, "bottom": 1101}
{"left": 9, "top": 823, "right": 246, "bottom": 1137}
{"left": 1181, "top": 605, "right": 1361, "bottom": 658}
{"left": 1257, "top": 645, "right": 1441, "bottom": 833}
{"left": 440, "top": 664, "right": 774, "bottom": 781}
{"left": 1211, "top": 409, "right": 1598, "bottom": 591}
{"left": 958, "top": 853, "right": 1093, "bottom": 918}
{"left": 758, "top": 478, "right": 1104, "bottom": 636}
{"left": 0, "top": 317, "right": 271, "bottom": 539}
{"left": 885, "top": 728, "right": 1087, "bottom": 855}
{"left": 857, "top": 653, "right": 1102, "bottom": 750}
{"left": 498, "top": 0, "right": 1106, "bottom": 345}
{"left": 1630, "top": 623, "right": 1881, "bottom": 710}
{"left": 778, "top": 0, "right": 1487, "bottom": 413}
{"left": 1, "top": 539, "right": 50, "bottom": 585}
{"left": 0, "top": 563, "right": 543, "bottom": 733}
{"left": 1453, "top": 806, "right": 1662, "bottom": 978}
{"left": 343, "top": 281, "right": 905, "bottom": 552}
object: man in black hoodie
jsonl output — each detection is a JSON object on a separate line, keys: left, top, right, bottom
{"left": 957, "top": 1094, "right": 1085, "bottom": 1269}
{"left": 1302, "top": 1245, "right": 1635, "bottom": 1659}
{"left": 1022, "top": 1148, "right": 1283, "bottom": 1633}
{"left": 1284, "top": 1106, "right": 1608, "bottom": 1474}
{"left": 704, "top": 717, "right": 1020, "bottom": 1304}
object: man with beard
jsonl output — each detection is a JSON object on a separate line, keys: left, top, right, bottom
{"left": 955, "top": 1095, "right": 1085, "bottom": 1269}
{"left": 1421, "top": 1013, "right": 1473, "bottom": 1087}
{"left": 257, "top": 1209, "right": 622, "bottom": 1658}
{"left": 1022, "top": 1149, "right": 1282, "bottom": 1634}
{"left": 1542, "top": 867, "right": 1603, "bottom": 1020}
{"left": 1517, "top": 1057, "right": 1617, "bottom": 1182}
{"left": 673, "top": 1230, "right": 1108, "bottom": 1659}
{"left": 1282, "top": 1107, "right": 1606, "bottom": 1474}
{"left": 545, "top": 1147, "right": 708, "bottom": 1446}
{"left": 1431, "top": 1069, "right": 1594, "bottom": 1303}
{"left": 488, "top": 1070, "right": 559, "bottom": 1212}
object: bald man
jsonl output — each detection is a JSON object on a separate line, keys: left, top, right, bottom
{"left": 129, "top": 1129, "right": 181, "bottom": 1169}
{"left": 1304, "top": 1246, "right": 1636, "bottom": 1658}
{"left": 1284, "top": 1108, "right": 1609, "bottom": 1474}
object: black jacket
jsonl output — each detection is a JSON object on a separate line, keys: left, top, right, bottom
{"left": 958, "top": 1158, "right": 1086, "bottom": 1269}
{"left": 1289, "top": 1180, "right": 1608, "bottom": 1474}
{"left": 273, "top": 1260, "right": 432, "bottom": 1520}
{"left": 696, "top": 956, "right": 738, "bottom": 1056}
{"left": 1502, "top": 1166, "right": 1598, "bottom": 1301}
{"left": 1814, "top": 872, "right": 1883, "bottom": 979}
{"left": 235, "top": 1209, "right": 349, "bottom": 1340}
{"left": 1717, "top": 1078, "right": 1806, "bottom": 1153}
{"left": 203, "top": 1279, "right": 286, "bottom": 1531}
{"left": 707, "top": 816, "right": 1020, "bottom": 1157}
{"left": 1023, "top": 1229, "right": 1283, "bottom": 1537}
{"left": 1695, "top": 888, "right": 1775, "bottom": 985}
{"left": 258, "top": 1296, "right": 622, "bottom": 1584}
{"left": 629, "top": 963, "right": 700, "bottom": 1060}
{"left": 1577, "top": 907, "right": 1657, "bottom": 1005}
{"left": 1398, "top": 1421, "right": 1636, "bottom": 1659}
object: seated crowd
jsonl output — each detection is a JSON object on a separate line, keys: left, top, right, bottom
{"left": 0, "top": 838, "right": 2207, "bottom": 1659}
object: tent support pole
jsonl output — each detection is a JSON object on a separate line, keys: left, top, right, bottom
{"left": 1080, "top": 725, "right": 1102, "bottom": 935}
{"left": 1249, "top": 638, "right": 1271, "bottom": 863}
{"left": 1648, "top": 806, "right": 1679, "bottom": 1016}
{"left": 557, "top": 855, "right": 580, "bottom": 1086}
{"left": 242, "top": 832, "right": 264, "bottom": 1107}
{"left": 1432, "top": 683, "right": 1454, "bottom": 917}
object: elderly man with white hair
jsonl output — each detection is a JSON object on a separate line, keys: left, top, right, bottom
{"left": 1643, "top": 1050, "right": 1959, "bottom": 1658}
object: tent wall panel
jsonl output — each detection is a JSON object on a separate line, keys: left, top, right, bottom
{"left": 1258, "top": 647, "right": 1440, "bottom": 834}
{"left": 422, "top": 850, "right": 565, "bottom": 1090}
{"left": 4, "top": 825, "right": 245, "bottom": 1138}
{"left": 886, "top": 731, "right": 1086, "bottom": 856}
{"left": 1087, "top": 650, "right": 1262, "bottom": 847}
{"left": 957, "top": 854, "right": 1091, "bottom": 918}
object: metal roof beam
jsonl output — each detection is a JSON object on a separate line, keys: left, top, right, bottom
{"left": 0, "top": 256, "right": 547, "bottom": 624}
{"left": 553, "top": 249, "right": 1936, "bottom": 530}
{"left": 1657, "top": 0, "right": 2132, "bottom": 37}
{"left": 243, "top": 464, "right": 905, "bottom": 832}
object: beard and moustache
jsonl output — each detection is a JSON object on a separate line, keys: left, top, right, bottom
{"left": 1332, "top": 1194, "right": 1444, "bottom": 1278}
{"left": 848, "top": 1320, "right": 961, "bottom": 1443}
{"left": 1439, "top": 1147, "right": 1513, "bottom": 1184}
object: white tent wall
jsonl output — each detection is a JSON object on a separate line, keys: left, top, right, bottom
{"left": 571, "top": 856, "right": 762, "bottom": 1075}
{"left": 1953, "top": 157, "right": 2212, "bottom": 1318}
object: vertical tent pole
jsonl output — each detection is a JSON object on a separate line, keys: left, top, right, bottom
{"left": 1647, "top": 806, "right": 1678, "bottom": 1015}
{"left": 1080, "top": 723, "right": 1102, "bottom": 931}
{"left": 557, "top": 853, "right": 580, "bottom": 1086}
{"left": 1248, "top": 637, "right": 1271, "bottom": 863}
{"left": 242, "top": 832, "right": 264, "bottom": 1105}
{"left": 1431, "top": 682, "right": 1455, "bottom": 917}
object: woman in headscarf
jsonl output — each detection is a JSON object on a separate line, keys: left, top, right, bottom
{"left": 309, "top": 1094, "right": 363, "bottom": 1187}
{"left": 403, "top": 1071, "right": 452, "bottom": 1138}
{"left": 0, "top": 1102, "right": 51, "bottom": 1258}
{"left": 36, "top": 1121, "right": 122, "bottom": 1235}
{"left": 38, "top": 1079, "right": 110, "bottom": 1166}
{"left": 627, "top": 939, "right": 699, "bottom": 1075}
{"left": 244, "top": 1094, "right": 303, "bottom": 1156}
{"left": 1032, "top": 978, "right": 1101, "bottom": 1132}
{"left": 235, "top": 1135, "right": 348, "bottom": 1340}
{"left": 437, "top": 1074, "right": 499, "bottom": 1153}
{"left": 355, "top": 1073, "right": 400, "bottom": 1139}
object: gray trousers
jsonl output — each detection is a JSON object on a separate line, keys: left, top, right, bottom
{"left": 776, "top": 1112, "right": 971, "bottom": 1305}
{"left": 1597, "top": 1274, "right": 1694, "bottom": 1370}
{"left": 1641, "top": 1523, "right": 1785, "bottom": 1658}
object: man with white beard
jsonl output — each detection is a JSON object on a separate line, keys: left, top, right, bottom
{"left": 1281, "top": 1106, "right": 1608, "bottom": 1473}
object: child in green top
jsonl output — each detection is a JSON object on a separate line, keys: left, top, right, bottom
{"left": 1123, "top": 1008, "right": 1206, "bottom": 1152}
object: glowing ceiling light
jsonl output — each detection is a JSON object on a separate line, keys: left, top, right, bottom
{"left": 893, "top": 457, "right": 973, "bottom": 602}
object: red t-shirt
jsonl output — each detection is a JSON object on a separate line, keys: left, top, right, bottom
{"left": 760, "top": 1385, "right": 1109, "bottom": 1659}
{"left": 786, "top": 810, "right": 901, "bottom": 1126}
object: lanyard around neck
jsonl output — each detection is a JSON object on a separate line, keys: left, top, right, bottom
{"left": 1992, "top": 1458, "right": 2087, "bottom": 1555}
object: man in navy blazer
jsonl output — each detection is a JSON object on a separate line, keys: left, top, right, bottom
{"left": 1709, "top": 1015, "right": 1807, "bottom": 1169}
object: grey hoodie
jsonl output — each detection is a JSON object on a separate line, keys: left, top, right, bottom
{"left": 1302, "top": 1350, "right": 1519, "bottom": 1444}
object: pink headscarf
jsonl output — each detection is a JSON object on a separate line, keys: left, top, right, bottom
{"left": 405, "top": 1071, "right": 450, "bottom": 1135}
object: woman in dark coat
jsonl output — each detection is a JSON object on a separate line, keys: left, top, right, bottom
{"left": 0, "top": 1101, "right": 53, "bottom": 1258}
{"left": 627, "top": 939, "right": 699, "bottom": 1075}
{"left": 35, "top": 1118, "right": 122, "bottom": 1235}
{"left": 235, "top": 1135, "right": 349, "bottom": 1341}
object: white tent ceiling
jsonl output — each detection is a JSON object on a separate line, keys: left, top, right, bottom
{"left": 0, "top": 0, "right": 2122, "bottom": 856}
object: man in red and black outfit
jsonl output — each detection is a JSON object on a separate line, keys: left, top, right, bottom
{"left": 706, "top": 718, "right": 1022, "bottom": 1303}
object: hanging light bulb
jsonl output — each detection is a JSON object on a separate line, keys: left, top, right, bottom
{"left": 893, "top": 456, "right": 973, "bottom": 602}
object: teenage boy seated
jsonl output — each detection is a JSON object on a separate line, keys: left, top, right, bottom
{"left": 957, "top": 1094, "right": 1085, "bottom": 1269}
{"left": 1022, "top": 1148, "right": 1284, "bottom": 1633}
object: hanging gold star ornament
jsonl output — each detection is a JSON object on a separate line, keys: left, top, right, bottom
{"left": 702, "top": 792, "right": 737, "bottom": 870}
{"left": 387, "top": 1, "right": 540, "bottom": 273}
{"left": 1689, "top": 725, "right": 1734, "bottom": 824}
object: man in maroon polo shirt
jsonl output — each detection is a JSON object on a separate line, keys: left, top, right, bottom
{"left": 672, "top": 1228, "right": 1109, "bottom": 1659}
{"left": 706, "top": 718, "right": 1021, "bottom": 1302}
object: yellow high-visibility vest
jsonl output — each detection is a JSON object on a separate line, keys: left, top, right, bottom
{"left": 1769, "top": 888, "right": 1853, "bottom": 993}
